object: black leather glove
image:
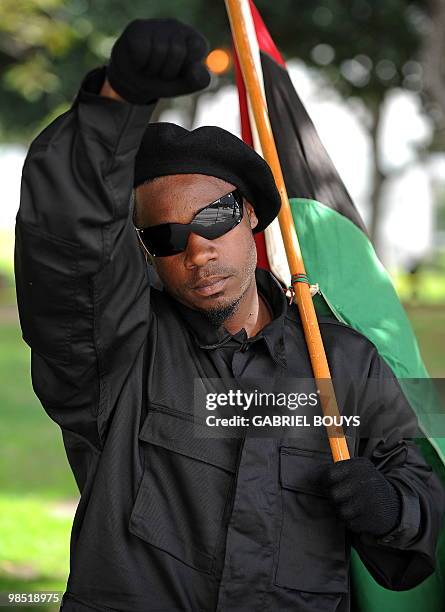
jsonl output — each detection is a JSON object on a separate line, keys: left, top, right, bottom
{"left": 107, "top": 18, "right": 211, "bottom": 104}
{"left": 321, "top": 456, "right": 402, "bottom": 536}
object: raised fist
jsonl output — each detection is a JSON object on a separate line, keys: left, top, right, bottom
{"left": 106, "top": 18, "right": 211, "bottom": 104}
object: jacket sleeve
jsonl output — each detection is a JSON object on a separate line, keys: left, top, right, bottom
{"left": 352, "top": 349, "right": 445, "bottom": 590}
{"left": 14, "top": 66, "right": 155, "bottom": 450}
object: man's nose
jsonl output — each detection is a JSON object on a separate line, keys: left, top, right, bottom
{"left": 183, "top": 232, "right": 218, "bottom": 268}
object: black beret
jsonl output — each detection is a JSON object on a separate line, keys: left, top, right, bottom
{"left": 133, "top": 122, "right": 281, "bottom": 233}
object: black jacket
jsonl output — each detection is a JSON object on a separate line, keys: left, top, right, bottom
{"left": 15, "top": 67, "right": 445, "bottom": 612}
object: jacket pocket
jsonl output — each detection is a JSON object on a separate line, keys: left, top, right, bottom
{"left": 15, "top": 221, "right": 79, "bottom": 363}
{"left": 274, "top": 445, "right": 349, "bottom": 594}
{"left": 129, "top": 407, "right": 238, "bottom": 574}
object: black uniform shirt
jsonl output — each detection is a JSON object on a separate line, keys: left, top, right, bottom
{"left": 14, "top": 66, "right": 445, "bottom": 612}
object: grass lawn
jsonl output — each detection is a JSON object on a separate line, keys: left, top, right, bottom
{"left": 0, "top": 318, "right": 78, "bottom": 610}
{"left": 0, "top": 324, "right": 78, "bottom": 499}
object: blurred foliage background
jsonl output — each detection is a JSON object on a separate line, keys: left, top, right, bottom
{"left": 0, "top": 1, "right": 444, "bottom": 609}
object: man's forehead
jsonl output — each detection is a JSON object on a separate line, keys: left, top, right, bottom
{"left": 135, "top": 173, "right": 236, "bottom": 225}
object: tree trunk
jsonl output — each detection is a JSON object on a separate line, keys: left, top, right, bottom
{"left": 185, "top": 93, "right": 200, "bottom": 130}
{"left": 368, "top": 103, "right": 386, "bottom": 257}
{"left": 421, "top": 0, "right": 445, "bottom": 149}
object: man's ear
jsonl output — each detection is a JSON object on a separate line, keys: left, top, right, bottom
{"left": 245, "top": 202, "right": 259, "bottom": 231}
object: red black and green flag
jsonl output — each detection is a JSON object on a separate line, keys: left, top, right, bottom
{"left": 232, "top": 2, "right": 445, "bottom": 610}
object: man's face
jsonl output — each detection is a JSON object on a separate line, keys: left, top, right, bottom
{"left": 134, "top": 174, "right": 259, "bottom": 323}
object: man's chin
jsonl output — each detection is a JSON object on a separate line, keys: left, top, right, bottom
{"left": 196, "top": 296, "right": 242, "bottom": 328}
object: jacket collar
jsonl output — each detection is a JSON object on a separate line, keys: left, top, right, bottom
{"left": 167, "top": 268, "right": 288, "bottom": 367}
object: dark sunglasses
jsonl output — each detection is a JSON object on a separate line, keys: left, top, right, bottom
{"left": 134, "top": 188, "right": 244, "bottom": 257}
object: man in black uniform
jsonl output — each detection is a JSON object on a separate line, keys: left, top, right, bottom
{"left": 14, "top": 17, "right": 445, "bottom": 612}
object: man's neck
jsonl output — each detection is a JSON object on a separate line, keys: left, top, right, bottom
{"left": 223, "top": 278, "right": 273, "bottom": 338}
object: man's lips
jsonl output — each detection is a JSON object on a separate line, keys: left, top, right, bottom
{"left": 191, "top": 276, "right": 230, "bottom": 296}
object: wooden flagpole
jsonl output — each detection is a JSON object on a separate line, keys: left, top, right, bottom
{"left": 225, "top": 0, "right": 350, "bottom": 461}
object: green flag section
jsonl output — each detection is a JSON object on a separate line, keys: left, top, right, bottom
{"left": 289, "top": 197, "right": 445, "bottom": 458}
{"left": 290, "top": 197, "right": 445, "bottom": 610}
